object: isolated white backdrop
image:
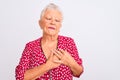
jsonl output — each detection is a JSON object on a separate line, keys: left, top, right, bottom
{"left": 0, "top": 0, "right": 120, "bottom": 80}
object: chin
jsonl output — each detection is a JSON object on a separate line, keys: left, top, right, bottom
{"left": 49, "top": 34, "right": 58, "bottom": 36}
{"left": 48, "top": 33, "right": 58, "bottom": 36}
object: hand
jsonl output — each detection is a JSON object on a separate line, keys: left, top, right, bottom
{"left": 53, "top": 49, "right": 83, "bottom": 77}
{"left": 53, "top": 49, "right": 75, "bottom": 67}
{"left": 45, "top": 51, "right": 61, "bottom": 70}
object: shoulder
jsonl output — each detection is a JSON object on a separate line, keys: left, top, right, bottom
{"left": 58, "top": 35, "right": 74, "bottom": 43}
{"left": 25, "top": 37, "right": 41, "bottom": 47}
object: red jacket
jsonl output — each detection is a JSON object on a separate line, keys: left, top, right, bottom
{"left": 15, "top": 35, "right": 83, "bottom": 80}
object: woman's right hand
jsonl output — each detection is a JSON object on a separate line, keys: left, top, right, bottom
{"left": 45, "top": 51, "right": 61, "bottom": 70}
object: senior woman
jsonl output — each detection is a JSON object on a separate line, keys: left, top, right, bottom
{"left": 15, "top": 3, "right": 83, "bottom": 80}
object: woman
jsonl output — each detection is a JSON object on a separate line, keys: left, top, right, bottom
{"left": 15, "top": 3, "right": 83, "bottom": 80}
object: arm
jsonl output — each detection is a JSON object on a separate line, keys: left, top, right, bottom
{"left": 53, "top": 38, "right": 83, "bottom": 77}
{"left": 54, "top": 49, "right": 83, "bottom": 77}
{"left": 15, "top": 44, "right": 31, "bottom": 80}
{"left": 67, "top": 38, "right": 84, "bottom": 77}
{"left": 15, "top": 43, "right": 61, "bottom": 80}
{"left": 24, "top": 63, "right": 49, "bottom": 80}
{"left": 24, "top": 52, "right": 60, "bottom": 80}
{"left": 65, "top": 53, "right": 83, "bottom": 77}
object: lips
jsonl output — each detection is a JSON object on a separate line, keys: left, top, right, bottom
{"left": 48, "top": 27, "right": 55, "bottom": 30}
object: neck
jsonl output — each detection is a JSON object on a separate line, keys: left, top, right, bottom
{"left": 42, "top": 33, "right": 58, "bottom": 43}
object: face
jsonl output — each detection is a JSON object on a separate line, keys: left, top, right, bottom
{"left": 39, "top": 9, "right": 62, "bottom": 36}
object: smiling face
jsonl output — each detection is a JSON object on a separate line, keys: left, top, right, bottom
{"left": 39, "top": 9, "right": 62, "bottom": 36}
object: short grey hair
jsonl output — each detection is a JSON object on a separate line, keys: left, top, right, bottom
{"left": 40, "top": 3, "right": 63, "bottom": 20}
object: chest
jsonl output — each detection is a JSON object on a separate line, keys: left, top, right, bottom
{"left": 29, "top": 40, "right": 68, "bottom": 67}
{"left": 41, "top": 42, "right": 57, "bottom": 59}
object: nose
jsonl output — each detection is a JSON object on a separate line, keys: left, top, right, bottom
{"left": 50, "top": 19, "right": 55, "bottom": 25}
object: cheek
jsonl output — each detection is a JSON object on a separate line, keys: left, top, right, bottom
{"left": 41, "top": 21, "right": 49, "bottom": 29}
{"left": 57, "top": 23, "right": 62, "bottom": 30}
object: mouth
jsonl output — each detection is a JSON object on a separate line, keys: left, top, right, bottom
{"left": 48, "top": 26, "right": 55, "bottom": 30}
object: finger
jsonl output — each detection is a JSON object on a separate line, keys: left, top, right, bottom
{"left": 53, "top": 50, "right": 62, "bottom": 60}
{"left": 55, "top": 49, "right": 63, "bottom": 56}
{"left": 54, "top": 52, "right": 62, "bottom": 60}
{"left": 58, "top": 49, "right": 65, "bottom": 55}
{"left": 54, "top": 60, "right": 62, "bottom": 64}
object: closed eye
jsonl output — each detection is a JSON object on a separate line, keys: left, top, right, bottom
{"left": 55, "top": 19, "right": 61, "bottom": 22}
{"left": 45, "top": 17, "right": 51, "bottom": 20}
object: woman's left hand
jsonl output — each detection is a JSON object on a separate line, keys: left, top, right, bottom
{"left": 53, "top": 49, "right": 83, "bottom": 77}
{"left": 53, "top": 49, "right": 75, "bottom": 67}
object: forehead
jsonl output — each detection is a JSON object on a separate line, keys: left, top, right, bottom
{"left": 44, "top": 9, "right": 62, "bottom": 18}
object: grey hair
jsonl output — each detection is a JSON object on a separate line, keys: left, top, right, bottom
{"left": 40, "top": 3, "right": 63, "bottom": 20}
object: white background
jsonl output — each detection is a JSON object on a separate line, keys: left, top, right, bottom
{"left": 0, "top": 0, "right": 120, "bottom": 80}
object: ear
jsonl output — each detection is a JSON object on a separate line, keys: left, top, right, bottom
{"left": 38, "top": 20, "right": 43, "bottom": 29}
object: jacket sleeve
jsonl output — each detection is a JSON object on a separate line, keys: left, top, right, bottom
{"left": 66, "top": 38, "right": 84, "bottom": 76}
{"left": 15, "top": 43, "right": 32, "bottom": 80}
